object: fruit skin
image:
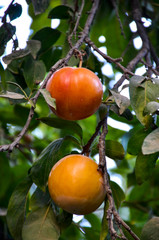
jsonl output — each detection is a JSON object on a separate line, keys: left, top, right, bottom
{"left": 46, "top": 67, "right": 103, "bottom": 120}
{"left": 48, "top": 154, "right": 106, "bottom": 215}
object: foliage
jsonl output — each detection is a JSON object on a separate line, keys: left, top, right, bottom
{"left": 0, "top": 0, "right": 159, "bottom": 240}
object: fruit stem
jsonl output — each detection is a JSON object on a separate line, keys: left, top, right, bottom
{"left": 79, "top": 59, "right": 83, "bottom": 68}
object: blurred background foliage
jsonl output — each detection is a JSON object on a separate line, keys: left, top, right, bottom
{"left": 0, "top": 0, "right": 159, "bottom": 239}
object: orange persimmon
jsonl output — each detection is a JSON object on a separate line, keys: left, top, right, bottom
{"left": 46, "top": 67, "right": 103, "bottom": 120}
{"left": 48, "top": 154, "right": 106, "bottom": 215}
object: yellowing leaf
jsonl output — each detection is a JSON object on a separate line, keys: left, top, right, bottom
{"left": 129, "top": 76, "right": 159, "bottom": 127}
{"left": 142, "top": 128, "right": 159, "bottom": 154}
{"left": 0, "top": 91, "right": 25, "bottom": 99}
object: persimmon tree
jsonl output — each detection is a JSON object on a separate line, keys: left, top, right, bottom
{"left": 0, "top": 0, "right": 159, "bottom": 240}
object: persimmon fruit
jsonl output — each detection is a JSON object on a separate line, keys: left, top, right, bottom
{"left": 48, "top": 154, "right": 106, "bottom": 215}
{"left": 46, "top": 67, "right": 103, "bottom": 120}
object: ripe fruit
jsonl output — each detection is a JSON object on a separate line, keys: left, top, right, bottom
{"left": 48, "top": 154, "right": 106, "bottom": 215}
{"left": 46, "top": 67, "right": 103, "bottom": 120}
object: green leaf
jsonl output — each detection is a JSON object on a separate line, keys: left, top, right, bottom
{"left": 6, "top": 3, "right": 22, "bottom": 21}
{"left": 0, "top": 23, "right": 16, "bottom": 56}
{"left": 110, "top": 181, "right": 125, "bottom": 209}
{"left": 3, "top": 49, "right": 30, "bottom": 65}
{"left": 141, "top": 217, "right": 159, "bottom": 240}
{"left": 30, "top": 137, "right": 80, "bottom": 190}
{"left": 142, "top": 128, "right": 159, "bottom": 154}
{"left": 3, "top": 40, "right": 41, "bottom": 65}
{"left": 107, "top": 125, "right": 126, "bottom": 141}
{"left": 39, "top": 89, "right": 56, "bottom": 109}
{"left": 14, "top": 105, "right": 39, "bottom": 130}
{"left": 29, "top": 188, "right": 51, "bottom": 212}
{"left": 31, "top": 139, "right": 64, "bottom": 190}
{"left": 90, "top": 2, "right": 130, "bottom": 58}
{"left": 23, "top": 56, "right": 46, "bottom": 90}
{"left": 32, "top": 0, "right": 50, "bottom": 15}
{"left": 84, "top": 214, "right": 101, "bottom": 232}
{"left": 0, "top": 62, "right": 6, "bottom": 90}
{"left": 39, "top": 46, "right": 62, "bottom": 71}
{"left": 106, "top": 140, "right": 125, "bottom": 160}
{"left": 56, "top": 210, "right": 72, "bottom": 230}
{"left": 32, "top": 27, "right": 61, "bottom": 53}
{"left": 0, "top": 103, "right": 39, "bottom": 129}
{"left": 22, "top": 206, "right": 60, "bottom": 240}
{"left": 144, "top": 101, "right": 159, "bottom": 115}
{"left": 91, "top": 140, "right": 125, "bottom": 160}
{"left": 7, "top": 176, "right": 33, "bottom": 240}
{"left": 38, "top": 117, "right": 83, "bottom": 140}
{"left": 0, "top": 153, "right": 12, "bottom": 200}
{"left": 26, "top": 40, "right": 41, "bottom": 59}
{"left": 100, "top": 200, "right": 109, "bottom": 240}
{"left": 48, "top": 5, "right": 73, "bottom": 19}
{"left": 82, "top": 227, "right": 100, "bottom": 240}
{"left": 127, "top": 128, "right": 150, "bottom": 155}
{"left": 60, "top": 223, "right": 82, "bottom": 239}
{"left": 129, "top": 76, "right": 159, "bottom": 127}
{"left": 135, "top": 152, "right": 158, "bottom": 185}
{"left": 0, "top": 91, "right": 25, "bottom": 100}
{"left": 81, "top": 214, "right": 101, "bottom": 239}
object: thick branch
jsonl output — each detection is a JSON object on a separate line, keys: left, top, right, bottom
{"left": 113, "top": 0, "right": 154, "bottom": 89}
{"left": 149, "top": 42, "right": 159, "bottom": 68}
{"left": 131, "top": 0, "right": 149, "bottom": 49}
{"left": 0, "top": 0, "right": 100, "bottom": 153}
{"left": 98, "top": 107, "right": 140, "bottom": 240}
{"left": 98, "top": 107, "right": 119, "bottom": 240}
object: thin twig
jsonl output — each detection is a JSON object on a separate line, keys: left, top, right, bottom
{"left": 81, "top": 117, "right": 107, "bottom": 156}
{"left": 0, "top": 0, "right": 100, "bottom": 153}
{"left": 140, "top": 59, "right": 159, "bottom": 76}
{"left": 113, "top": 46, "right": 148, "bottom": 89}
{"left": 85, "top": 37, "right": 134, "bottom": 76}
{"left": 111, "top": 0, "right": 125, "bottom": 38}
{"left": 68, "top": 0, "right": 85, "bottom": 48}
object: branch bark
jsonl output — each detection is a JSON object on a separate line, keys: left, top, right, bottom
{"left": 113, "top": 0, "right": 151, "bottom": 90}
{"left": 98, "top": 106, "right": 140, "bottom": 240}
{"left": 85, "top": 37, "right": 134, "bottom": 76}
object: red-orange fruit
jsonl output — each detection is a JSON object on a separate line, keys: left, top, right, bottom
{"left": 46, "top": 67, "right": 103, "bottom": 120}
{"left": 48, "top": 154, "right": 106, "bottom": 215}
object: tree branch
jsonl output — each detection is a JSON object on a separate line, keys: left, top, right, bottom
{"left": 111, "top": 0, "right": 125, "bottom": 38}
{"left": 68, "top": 0, "right": 85, "bottom": 48}
{"left": 81, "top": 116, "right": 107, "bottom": 156}
{"left": 113, "top": 0, "right": 154, "bottom": 89}
{"left": 0, "top": 0, "right": 100, "bottom": 153}
{"left": 85, "top": 37, "right": 134, "bottom": 76}
{"left": 98, "top": 106, "right": 140, "bottom": 240}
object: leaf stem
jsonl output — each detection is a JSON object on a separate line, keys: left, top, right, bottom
{"left": 6, "top": 81, "right": 29, "bottom": 100}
